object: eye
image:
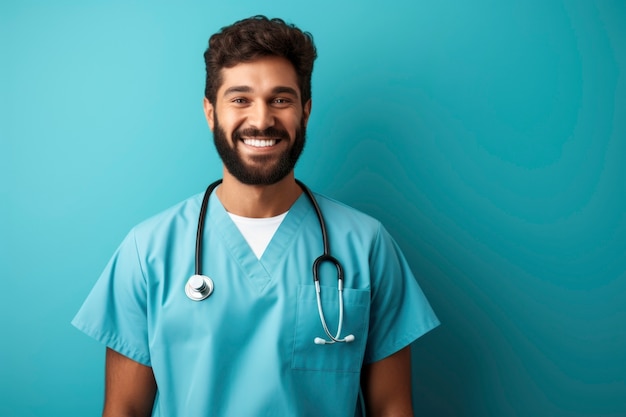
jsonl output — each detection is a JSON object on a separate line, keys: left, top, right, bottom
{"left": 272, "top": 98, "right": 292, "bottom": 106}
{"left": 231, "top": 97, "right": 248, "bottom": 105}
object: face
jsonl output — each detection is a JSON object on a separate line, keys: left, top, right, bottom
{"left": 204, "top": 56, "right": 312, "bottom": 185}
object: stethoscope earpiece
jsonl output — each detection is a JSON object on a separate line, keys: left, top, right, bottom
{"left": 314, "top": 334, "right": 355, "bottom": 345}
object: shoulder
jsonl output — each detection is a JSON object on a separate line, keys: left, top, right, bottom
{"left": 130, "top": 192, "right": 204, "bottom": 240}
{"left": 310, "top": 191, "right": 383, "bottom": 243}
{"left": 312, "top": 192, "right": 380, "bottom": 225}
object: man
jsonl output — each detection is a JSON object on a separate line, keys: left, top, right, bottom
{"left": 73, "top": 16, "right": 439, "bottom": 417}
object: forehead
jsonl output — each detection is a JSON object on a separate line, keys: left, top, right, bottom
{"left": 217, "top": 56, "right": 300, "bottom": 97}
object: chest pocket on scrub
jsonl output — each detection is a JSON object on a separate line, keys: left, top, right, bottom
{"left": 291, "top": 284, "right": 370, "bottom": 372}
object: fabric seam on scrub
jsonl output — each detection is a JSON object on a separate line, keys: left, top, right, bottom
{"left": 70, "top": 227, "right": 152, "bottom": 367}
{"left": 363, "top": 318, "right": 440, "bottom": 365}
{"left": 129, "top": 227, "right": 152, "bottom": 365}
{"left": 71, "top": 320, "right": 151, "bottom": 366}
{"left": 362, "top": 223, "right": 441, "bottom": 364}
{"left": 132, "top": 227, "right": 150, "bottom": 292}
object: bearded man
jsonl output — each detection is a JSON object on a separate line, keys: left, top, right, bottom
{"left": 73, "top": 15, "right": 439, "bottom": 417}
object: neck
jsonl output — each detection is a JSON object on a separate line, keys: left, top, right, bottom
{"left": 216, "top": 169, "right": 302, "bottom": 218}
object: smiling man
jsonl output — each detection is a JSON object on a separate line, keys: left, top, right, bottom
{"left": 72, "top": 16, "right": 439, "bottom": 417}
{"left": 207, "top": 55, "right": 309, "bottom": 216}
{"left": 209, "top": 56, "right": 308, "bottom": 188}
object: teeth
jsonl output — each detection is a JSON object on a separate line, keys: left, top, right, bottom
{"left": 243, "top": 139, "right": 277, "bottom": 147}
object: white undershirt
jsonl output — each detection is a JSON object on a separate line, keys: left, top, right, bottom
{"left": 227, "top": 211, "right": 288, "bottom": 259}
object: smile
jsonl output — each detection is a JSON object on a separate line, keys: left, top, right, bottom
{"left": 242, "top": 138, "right": 279, "bottom": 147}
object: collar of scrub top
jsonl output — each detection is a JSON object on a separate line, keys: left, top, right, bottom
{"left": 186, "top": 178, "right": 355, "bottom": 345}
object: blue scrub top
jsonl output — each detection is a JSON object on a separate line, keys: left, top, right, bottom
{"left": 72, "top": 189, "right": 439, "bottom": 416}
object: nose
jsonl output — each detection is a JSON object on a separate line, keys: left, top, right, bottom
{"left": 247, "top": 102, "right": 275, "bottom": 131}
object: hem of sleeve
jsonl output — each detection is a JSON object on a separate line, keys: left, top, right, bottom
{"left": 71, "top": 317, "right": 152, "bottom": 367}
{"left": 363, "top": 317, "right": 440, "bottom": 364}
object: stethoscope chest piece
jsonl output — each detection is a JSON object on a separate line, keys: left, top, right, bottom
{"left": 185, "top": 274, "right": 214, "bottom": 301}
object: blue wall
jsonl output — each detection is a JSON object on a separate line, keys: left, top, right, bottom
{"left": 1, "top": 1, "right": 625, "bottom": 416}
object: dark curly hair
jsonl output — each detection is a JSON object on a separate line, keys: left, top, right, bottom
{"left": 204, "top": 16, "right": 317, "bottom": 106}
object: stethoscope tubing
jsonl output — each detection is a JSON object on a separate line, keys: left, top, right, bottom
{"left": 192, "top": 179, "right": 354, "bottom": 345}
{"left": 195, "top": 179, "right": 222, "bottom": 276}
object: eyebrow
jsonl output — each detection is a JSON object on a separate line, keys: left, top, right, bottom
{"left": 222, "top": 85, "right": 299, "bottom": 97}
{"left": 223, "top": 86, "right": 253, "bottom": 96}
{"left": 272, "top": 86, "right": 299, "bottom": 97}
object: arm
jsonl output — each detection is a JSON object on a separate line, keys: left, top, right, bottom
{"left": 360, "top": 345, "right": 414, "bottom": 417}
{"left": 102, "top": 347, "right": 157, "bottom": 417}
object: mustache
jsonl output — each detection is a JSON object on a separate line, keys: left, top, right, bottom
{"left": 233, "top": 127, "right": 290, "bottom": 140}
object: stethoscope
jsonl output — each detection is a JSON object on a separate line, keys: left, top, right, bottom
{"left": 185, "top": 179, "right": 355, "bottom": 345}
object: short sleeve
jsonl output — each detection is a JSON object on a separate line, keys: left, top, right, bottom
{"left": 71, "top": 228, "right": 151, "bottom": 366}
{"left": 363, "top": 224, "right": 440, "bottom": 364}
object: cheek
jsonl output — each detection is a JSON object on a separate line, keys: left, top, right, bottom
{"left": 283, "top": 113, "right": 303, "bottom": 134}
{"left": 217, "top": 111, "right": 245, "bottom": 133}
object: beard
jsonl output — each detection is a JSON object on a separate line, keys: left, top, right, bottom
{"left": 212, "top": 116, "right": 306, "bottom": 185}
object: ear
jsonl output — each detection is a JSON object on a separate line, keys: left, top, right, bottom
{"left": 203, "top": 98, "right": 215, "bottom": 131}
{"left": 303, "top": 99, "right": 312, "bottom": 127}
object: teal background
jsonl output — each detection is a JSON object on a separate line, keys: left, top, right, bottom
{"left": 1, "top": 0, "right": 625, "bottom": 416}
